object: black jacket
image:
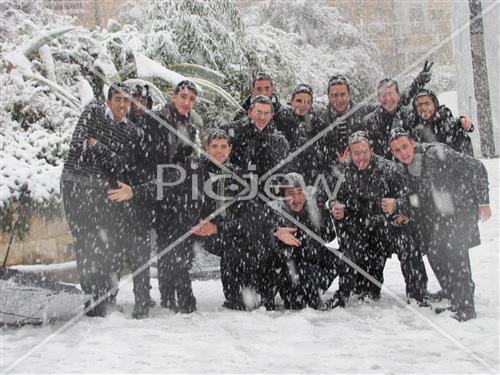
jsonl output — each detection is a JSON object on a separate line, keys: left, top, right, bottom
{"left": 410, "top": 106, "right": 474, "bottom": 156}
{"left": 220, "top": 117, "right": 289, "bottom": 175}
{"left": 364, "top": 104, "right": 414, "bottom": 159}
{"left": 401, "top": 142, "right": 489, "bottom": 248}
{"left": 335, "top": 154, "right": 411, "bottom": 229}
{"left": 270, "top": 196, "right": 337, "bottom": 283}
{"left": 315, "top": 102, "right": 375, "bottom": 169}
{"left": 61, "top": 103, "right": 138, "bottom": 187}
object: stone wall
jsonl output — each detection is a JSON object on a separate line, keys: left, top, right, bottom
{"left": 0, "top": 214, "right": 74, "bottom": 266}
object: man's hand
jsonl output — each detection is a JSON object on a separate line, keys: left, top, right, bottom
{"left": 393, "top": 213, "right": 410, "bottom": 225}
{"left": 336, "top": 147, "right": 350, "bottom": 162}
{"left": 381, "top": 198, "right": 396, "bottom": 214}
{"left": 192, "top": 221, "right": 218, "bottom": 236}
{"left": 274, "top": 227, "right": 301, "bottom": 247}
{"left": 107, "top": 181, "right": 133, "bottom": 201}
{"left": 87, "top": 137, "right": 97, "bottom": 146}
{"left": 478, "top": 205, "right": 492, "bottom": 222}
{"left": 331, "top": 202, "right": 346, "bottom": 220}
{"left": 417, "top": 60, "right": 433, "bottom": 85}
{"left": 459, "top": 116, "right": 473, "bottom": 132}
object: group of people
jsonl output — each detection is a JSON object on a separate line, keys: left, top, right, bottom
{"left": 61, "top": 61, "right": 491, "bottom": 322}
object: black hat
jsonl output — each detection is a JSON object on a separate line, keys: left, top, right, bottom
{"left": 413, "top": 88, "right": 439, "bottom": 113}
{"left": 388, "top": 128, "right": 412, "bottom": 143}
{"left": 174, "top": 79, "right": 198, "bottom": 95}
{"left": 250, "top": 95, "right": 274, "bottom": 110}
{"left": 328, "top": 74, "right": 351, "bottom": 92}
{"left": 348, "top": 130, "right": 372, "bottom": 145}
{"left": 291, "top": 83, "right": 313, "bottom": 100}
{"left": 107, "top": 82, "right": 131, "bottom": 100}
{"left": 377, "top": 78, "right": 400, "bottom": 93}
{"left": 132, "top": 84, "right": 153, "bottom": 109}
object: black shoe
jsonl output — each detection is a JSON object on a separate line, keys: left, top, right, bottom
{"left": 435, "top": 305, "right": 456, "bottom": 314}
{"left": 222, "top": 299, "right": 246, "bottom": 310}
{"left": 132, "top": 303, "right": 149, "bottom": 319}
{"left": 325, "top": 291, "right": 346, "bottom": 309}
{"left": 160, "top": 298, "right": 178, "bottom": 312}
{"left": 147, "top": 296, "right": 156, "bottom": 308}
{"left": 84, "top": 301, "right": 107, "bottom": 317}
{"left": 452, "top": 309, "right": 476, "bottom": 322}
{"left": 427, "top": 289, "right": 448, "bottom": 302}
{"left": 178, "top": 296, "right": 197, "bottom": 314}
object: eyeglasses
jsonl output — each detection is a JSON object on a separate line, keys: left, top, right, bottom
{"left": 253, "top": 110, "right": 273, "bottom": 118}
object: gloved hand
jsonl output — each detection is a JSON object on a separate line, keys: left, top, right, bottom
{"left": 416, "top": 60, "right": 433, "bottom": 86}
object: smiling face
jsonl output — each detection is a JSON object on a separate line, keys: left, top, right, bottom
{"left": 390, "top": 136, "right": 417, "bottom": 165}
{"left": 249, "top": 102, "right": 273, "bottom": 130}
{"left": 252, "top": 79, "right": 274, "bottom": 98}
{"left": 107, "top": 92, "right": 131, "bottom": 122}
{"left": 284, "top": 187, "right": 306, "bottom": 213}
{"left": 171, "top": 86, "right": 197, "bottom": 116}
{"left": 328, "top": 84, "right": 352, "bottom": 114}
{"left": 378, "top": 84, "right": 401, "bottom": 114}
{"left": 290, "top": 92, "right": 313, "bottom": 117}
{"left": 415, "top": 95, "right": 436, "bottom": 121}
{"left": 205, "top": 138, "right": 232, "bottom": 164}
{"left": 349, "top": 140, "right": 373, "bottom": 170}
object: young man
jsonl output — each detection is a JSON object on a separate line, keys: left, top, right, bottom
{"left": 221, "top": 95, "right": 289, "bottom": 310}
{"left": 61, "top": 83, "right": 137, "bottom": 317}
{"left": 136, "top": 79, "right": 200, "bottom": 313}
{"left": 128, "top": 84, "right": 153, "bottom": 124}
{"left": 411, "top": 88, "right": 474, "bottom": 156}
{"left": 389, "top": 130, "right": 491, "bottom": 321}
{"left": 328, "top": 131, "right": 427, "bottom": 307}
{"left": 190, "top": 130, "right": 245, "bottom": 309}
{"left": 271, "top": 173, "right": 338, "bottom": 310}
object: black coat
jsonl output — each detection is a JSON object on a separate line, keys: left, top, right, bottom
{"left": 401, "top": 142, "right": 489, "bottom": 248}
{"left": 270, "top": 196, "right": 337, "bottom": 286}
{"left": 315, "top": 102, "right": 375, "bottom": 170}
{"left": 364, "top": 104, "right": 414, "bottom": 159}
{"left": 335, "top": 154, "right": 411, "bottom": 229}
{"left": 410, "top": 106, "right": 474, "bottom": 156}
{"left": 220, "top": 117, "right": 289, "bottom": 176}
{"left": 61, "top": 103, "right": 138, "bottom": 187}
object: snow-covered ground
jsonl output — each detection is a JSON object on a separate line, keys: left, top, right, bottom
{"left": 1, "top": 160, "right": 499, "bottom": 374}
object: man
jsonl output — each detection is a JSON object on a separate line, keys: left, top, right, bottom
{"left": 411, "top": 88, "right": 474, "bottom": 156}
{"left": 316, "top": 74, "right": 373, "bottom": 167}
{"left": 190, "top": 130, "right": 245, "bottom": 309}
{"left": 389, "top": 129, "right": 491, "bottom": 321}
{"left": 61, "top": 83, "right": 137, "bottom": 317}
{"left": 328, "top": 131, "right": 427, "bottom": 307}
{"left": 128, "top": 84, "right": 153, "bottom": 124}
{"left": 277, "top": 83, "right": 324, "bottom": 184}
{"left": 233, "top": 72, "right": 282, "bottom": 121}
{"left": 221, "top": 95, "right": 289, "bottom": 310}
{"left": 139, "top": 80, "right": 200, "bottom": 313}
{"left": 365, "top": 79, "right": 415, "bottom": 159}
{"left": 271, "top": 173, "right": 338, "bottom": 310}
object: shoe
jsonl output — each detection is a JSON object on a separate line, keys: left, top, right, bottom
{"left": 325, "top": 291, "right": 346, "bottom": 309}
{"left": 147, "top": 296, "right": 156, "bottom": 308}
{"left": 84, "top": 300, "right": 107, "bottom": 317}
{"left": 222, "top": 299, "right": 246, "bottom": 310}
{"left": 132, "top": 303, "right": 149, "bottom": 319}
{"left": 452, "top": 309, "right": 476, "bottom": 322}
{"left": 426, "top": 289, "right": 448, "bottom": 302}
{"left": 178, "top": 295, "right": 197, "bottom": 314}
{"left": 435, "top": 305, "right": 455, "bottom": 314}
{"left": 160, "top": 298, "right": 178, "bottom": 312}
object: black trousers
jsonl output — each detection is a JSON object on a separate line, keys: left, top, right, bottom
{"left": 336, "top": 220, "right": 427, "bottom": 301}
{"left": 62, "top": 180, "right": 120, "bottom": 311}
{"left": 276, "top": 256, "right": 335, "bottom": 309}
{"left": 156, "top": 234, "right": 195, "bottom": 309}
{"left": 427, "top": 217, "right": 475, "bottom": 313}
{"left": 114, "top": 205, "right": 152, "bottom": 307}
